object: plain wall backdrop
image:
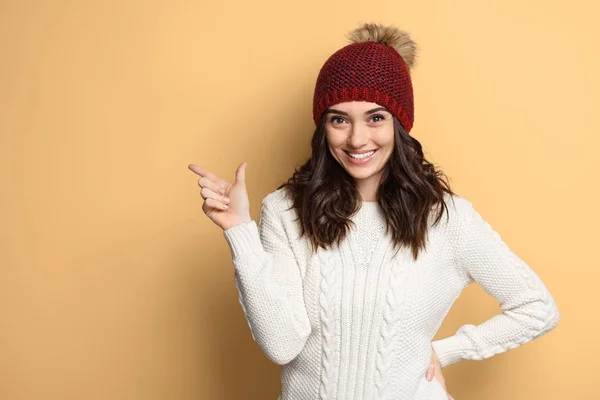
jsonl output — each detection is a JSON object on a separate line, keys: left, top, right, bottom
{"left": 1, "top": 0, "right": 598, "bottom": 399}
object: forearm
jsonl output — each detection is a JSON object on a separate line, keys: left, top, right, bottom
{"left": 432, "top": 291, "right": 560, "bottom": 368}
{"left": 224, "top": 219, "right": 311, "bottom": 365}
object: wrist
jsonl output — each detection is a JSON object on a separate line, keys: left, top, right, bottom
{"left": 223, "top": 216, "right": 252, "bottom": 231}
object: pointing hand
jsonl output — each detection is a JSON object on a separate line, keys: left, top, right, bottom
{"left": 188, "top": 162, "right": 252, "bottom": 231}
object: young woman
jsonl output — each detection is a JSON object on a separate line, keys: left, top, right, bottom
{"left": 188, "top": 23, "right": 560, "bottom": 400}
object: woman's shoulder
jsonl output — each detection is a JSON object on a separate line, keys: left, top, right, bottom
{"left": 261, "top": 189, "right": 475, "bottom": 218}
{"left": 442, "top": 192, "right": 473, "bottom": 214}
{"left": 432, "top": 192, "right": 477, "bottom": 230}
{"left": 261, "top": 186, "right": 296, "bottom": 215}
{"left": 260, "top": 187, "right": 306, "bottom": 247}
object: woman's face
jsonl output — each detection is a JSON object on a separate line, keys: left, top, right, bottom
{"left": 324, "top": 101, "right": 394, "bottom": 194}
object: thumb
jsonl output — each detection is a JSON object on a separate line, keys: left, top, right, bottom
{"left": 426, "top": 364, "right": 434, "bottom": 380}
{"left": 235, "top": 161, "right": 247, "bottom": 184}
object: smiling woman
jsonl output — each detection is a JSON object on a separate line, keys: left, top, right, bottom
{"left": 191, "top": 21, "right": 560, "bottom": 400}
{"left": 323, "top": 103, "right": 396, "bottom": 196}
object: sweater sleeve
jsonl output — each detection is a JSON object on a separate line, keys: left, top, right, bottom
{"left": 431, "top": 197, "right": 561, "bottom": 368}
{"left": 222, "top": 200, "right": 311, "bottom": 365}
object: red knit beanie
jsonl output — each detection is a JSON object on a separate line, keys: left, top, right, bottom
{"left": 312, "top": 23, "right": 418, "bottom": 132}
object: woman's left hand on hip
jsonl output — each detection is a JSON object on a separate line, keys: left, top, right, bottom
{"left": 427, "top": 347, "right": 456, "bottom": 400}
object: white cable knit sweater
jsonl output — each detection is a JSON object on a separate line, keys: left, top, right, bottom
{"left": 222, "top": 188, "right": 560, "bottom": 400}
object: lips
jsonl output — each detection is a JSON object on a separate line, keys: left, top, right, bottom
{"left": 344, "top": 149, "right": 377, "bottom": 165}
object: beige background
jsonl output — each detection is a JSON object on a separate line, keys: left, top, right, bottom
{"left": 1, "top": 0, "right": 597, "bottom": 399}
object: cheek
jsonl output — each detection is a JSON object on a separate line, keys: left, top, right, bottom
{"left": 375, "top": 137, "right": 395, "bottom": 162}
{"left": 325, "top": 131, "right": 346, "bottom": 148}
{"left": 373, "top": 131, "right": 394, "bottom": 152}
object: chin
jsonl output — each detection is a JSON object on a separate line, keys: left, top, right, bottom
{"left": 341, "top": 163, "right": 376, "bottom": 176}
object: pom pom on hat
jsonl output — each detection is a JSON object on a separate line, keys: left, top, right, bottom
{"left": 346, "top": 22, "right": 417, "bottom": 70}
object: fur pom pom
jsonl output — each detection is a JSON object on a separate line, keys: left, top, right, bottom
{"left": 346, "top": 22, "right": 417, "bottom": 69}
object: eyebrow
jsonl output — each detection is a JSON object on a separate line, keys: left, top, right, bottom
{"left": 324, "top": 107, "right": 389, "bottom": 116}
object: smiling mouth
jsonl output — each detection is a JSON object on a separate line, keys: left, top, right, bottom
{"left": 343, "top": 149, "right": 378, "bottom": 164}
{"left": 344, "top": 149, "right": 378, "bottom": 158}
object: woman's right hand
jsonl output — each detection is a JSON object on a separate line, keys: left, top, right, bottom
{"left": 188, "top": 162, "right": 252, "bottom": 231}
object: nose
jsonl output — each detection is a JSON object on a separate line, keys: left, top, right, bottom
{"left": 348, "top": 123, "right": 369, "bottom": 149}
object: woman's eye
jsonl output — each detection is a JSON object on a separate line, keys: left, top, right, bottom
{"left": 330, "top": 116, "right": 345, "bottom": 124}
{"left": 371, "top": 114, "right": 385, "bottom": 122}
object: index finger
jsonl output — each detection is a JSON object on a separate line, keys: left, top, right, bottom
{"left": 188, "top": 164, "right": 230, "bottom": 188}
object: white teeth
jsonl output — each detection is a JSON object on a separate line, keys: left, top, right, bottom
{"left": 348, "top": 150, "right": 375, "bottom": 159}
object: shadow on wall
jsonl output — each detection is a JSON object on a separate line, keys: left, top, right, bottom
{"left": 205, "top": 272, "right": 281, "bottom": 399}
{"left": 180, "top": 228, "right": 280, "bottom": 400}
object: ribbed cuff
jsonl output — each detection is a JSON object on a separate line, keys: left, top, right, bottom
{"left": 223, "top": 220, "right": 262, "bottom": 260}
{"left": 431, "top": 335, "right": 471, "bottom": 368}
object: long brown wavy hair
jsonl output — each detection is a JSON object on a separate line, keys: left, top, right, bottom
{"left": 277, "top": 112, "right": 456, "bottom": 261}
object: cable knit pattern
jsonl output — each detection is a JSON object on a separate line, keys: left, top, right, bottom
{"left": 374, "top": 254, "right": 409, "bottom": 399}
{"left": 317, "top": 248, "right": 342, "bottom": 399}
{"left": 375, "top": 250, "right": 407, "bottom": 399}
{"left": 222, "top": 189, "right": 561, "bottom": 399}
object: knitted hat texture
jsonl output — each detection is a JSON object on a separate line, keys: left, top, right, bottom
{"left": 312, "top": 23, "right": 417, "bottom": 132}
